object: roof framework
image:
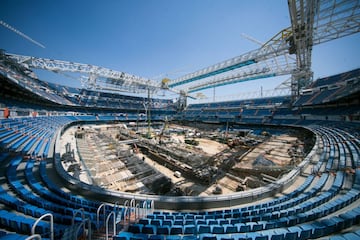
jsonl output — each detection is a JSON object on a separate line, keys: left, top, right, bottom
{"left": 3, "top": 0, "right": 360, "bottom": 100}
{"left": 288, "top": 0, "right": 360, "bottom": 99}
{"left": 5, "top": 54, "right": 160, "bottom": 93}
{"left": 171, "top": 0, "right": 360, "bottom": 99}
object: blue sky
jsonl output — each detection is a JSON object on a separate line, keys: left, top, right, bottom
{"left": 1, "top": 0, "right": 359, "bottom": 102}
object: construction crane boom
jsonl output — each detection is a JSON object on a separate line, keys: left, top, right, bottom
{"left": 181, "top": 28, "right": 296, "bottom": 93}
{"left": 2, "top": 0, "right": 359, "bottom": 100}
{"left": 168, "top": 28, "right": 292, "bottom": 89}
{"left": 169, "top": 0, "right": 360, "bottom": 99}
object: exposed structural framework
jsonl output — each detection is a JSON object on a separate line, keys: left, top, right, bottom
{"left": 288, "top": 0, "right": 316, "bottom": 98}
{"left": 168, "top": 0, "right": 360, "bottom": 100}
{"left": 185, "top": 28, "right": 296, "bottom": 94}
{"left": 3, "top": 0, "right": 360, "bottom": 102}
{"left": 288, "top": 0, "right": 360, "bottom": 98}
{"left": 5, "top": 54, "right": 160, "bottom": 94}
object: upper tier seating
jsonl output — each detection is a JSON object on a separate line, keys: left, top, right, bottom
{"left": 294, "top": 68, "right": 360, "bottom": 107}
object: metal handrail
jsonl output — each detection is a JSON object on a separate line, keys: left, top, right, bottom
{"left": 72, "top": 208, "right": 85, "bottom": 225}
{"left": 75, "top": 218, "right": 92, "bottom": 240}
{"left": 25, "top": 234, "right": 42, "bottom": 240}
{"left": 31, "top": 213, "right": 53, "bottom": 240}
{"left": 97, "top": 203, "right": 113, "bottom": 229}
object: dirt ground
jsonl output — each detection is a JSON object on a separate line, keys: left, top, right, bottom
{"left": 69, "top": 123, "right": 302, "bottom": 197}
{"left": 160, "top": 133, "right": 301, "bottom": 196}
{"left": 136, "top": 135, "right": 232, "bottom": 196}
{"left": 184, "top": 137, "right": 240, "bottom": 195}
{"left": 171, "top": 134, "right": 228, "bottom": 155}
{"left": 234, "top": 134, "right": 301, "bottom": 169}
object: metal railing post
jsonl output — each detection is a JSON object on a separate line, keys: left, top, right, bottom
{"left": 135, "top": 203, "right": 140, "bottom": 220}
{"left": 105, "top": 211, "right": 116, "bottom": 240}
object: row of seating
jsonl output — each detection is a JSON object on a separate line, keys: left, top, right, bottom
{"left": 0, "top": 230, "right": 33, "bottom": 240}
{"left": 124, "top": 172, "right": 356, "bottom": 235}
{"left": 38, "top": 160, "right": 100, "bottom": 209}
{"left": 0, "top": 153, "right": 56, "bottom": 238}
{"left": 0, "top": 116, "right": 73, "bottom": 158}
{"left": 24, "top": 159, "right": 98, "bottom": 217}
{"left": 5, "top": 155, "right": 70, "bottom": 235}
{"left": 328, "top": 228, "right": 360, "bottom": 240}
{"left": 185, "top": 97, "right": 288, "bottom": 111}
{"left": 0, "top": 116, "right": 111, "bottom": 238}
{"left": 138, "top": 174, "right": 330, "bottom": 224}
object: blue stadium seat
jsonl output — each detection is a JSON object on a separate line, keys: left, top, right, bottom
{"left": 142, "top": 225, "right": 156, "bottom": 234}
{"left": 224, "top": 224, "right": 237, "bottom": 234}
{"left": 157, "top": 226, "right": 170, "bottom": 235}
{"left": 151, "top": 219, "right": 162, "bottom": 226}
{"left": 128, "top": 224, "right": 142, "bottom": 234}
{"left": 170, "top": 225, "right": 183, "bottom": 235}
{"left": 183, "top": 224, "right": 196, "bottom": 235}
{"left": 211, "top": 225, "right": 224, "bottom": 234}
{"left": 198, "top": 225, "right": 211, "bottom": 234}
{"left": 139, "top": 219, "right": 150, "bottom": 225}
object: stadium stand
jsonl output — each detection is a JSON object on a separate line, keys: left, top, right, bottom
{"left": 0, "top": 55, "right": 359, "bottom": 239}
{"left": 294, "top": 68, "right": 360, "bottom": 107}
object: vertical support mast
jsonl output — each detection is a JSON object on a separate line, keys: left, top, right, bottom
{"left": 288, "top": 0, "right": 317, "bottom": 100}
{"left": 147, "top": 86, "right": 151, "bottom": 138}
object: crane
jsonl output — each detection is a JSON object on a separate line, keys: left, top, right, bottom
{"left": 168, "top": 0, "right": 360, "bottom": 101}
{"left": 3, "top": 0, "right": 360, "bottom": 102}
{"left": 186, "top": 27, "right": 295, "bottom": 93}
